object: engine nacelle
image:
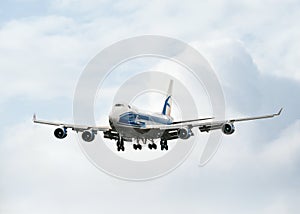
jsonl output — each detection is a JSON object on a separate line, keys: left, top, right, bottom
{"left": 82, "top": 130, "right": 95, "bottom": 142}
{"left": 177, "top": 127, "right": 193, "bottom": 139}
{"left": 222, "top": 123, "right": 235, "bottom": 135}
{"left": 54, "top": 127, "right": 67, "bottom": 139}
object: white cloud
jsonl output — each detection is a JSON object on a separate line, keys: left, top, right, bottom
{"left": 204, "top": 119, "right": 300, "bottom": 171}
{"left": 262, "top": 120, "right": 300, "bottom": 167}
{"left": 0, "top": 16, "right": 86, "bottom": 100}
{"left": 51, "top": 0, "right": 109, "bottom": 12}
{"left": 1, "top": 0, "right": 299, "bottom": 102}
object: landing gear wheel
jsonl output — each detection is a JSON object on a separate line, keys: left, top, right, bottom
{"left": 149, "top": 143, "right": 157, "bottom": 150}
{"left": 152, "top": 143, "right": 157, "bottom": 150}
{"left": 133, "top": 144, "right": 142, "bottom": 150}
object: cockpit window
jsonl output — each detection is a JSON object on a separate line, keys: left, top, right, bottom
{"left": 119, "top": 112, "right": 137, "bottom": 124}
{"left": 128, "top": 105, "right": 131, "bottom": 108}
{"left": 115, "top": 104, "right": 124, "bottom": 107}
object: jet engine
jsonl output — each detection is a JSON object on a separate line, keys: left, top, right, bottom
{"left": 82, "top": 130, "right": 95, "bottom": 142}
{"left": 221, "top": 123, "right": 235, "bottom": 135}
{"left": 54, "top": 127, "right": 67, "bottom": 139}
{"left": 177, "top": 127, "right": 193, "bottom": 139}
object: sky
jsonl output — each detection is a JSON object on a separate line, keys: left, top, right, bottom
{"left": 0, "top": 0, "right": 300, "bottom": 213}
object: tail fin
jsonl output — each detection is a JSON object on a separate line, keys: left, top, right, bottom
{"left": 162, "top": 80, "right": 173, "bottom": 116}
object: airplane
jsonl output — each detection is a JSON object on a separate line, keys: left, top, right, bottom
{"left": 33, "top": 80, "right": 282, "bottom": 151}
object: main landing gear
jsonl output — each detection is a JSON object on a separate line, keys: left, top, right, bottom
{"left": 133, "top": 139, "right": 158, "bottom": 150}
{"left": 148, "top": 139, "right": 157, "bottom": 150}
{"left": 160, "top": 139, "right": 168, "bottom": 151}
{"left": 116, "top": 138, "right": 168, "bottom": 151}
{"left": 133, "top": 139, "right": 142, "bottom": 150}
{"left": 148, "top": 143, "right": 157, "bottom": 150}
{"left": 133, "top": 144, "right": 142, "bottom": 150}
{"left": 117, "top": 136, "right": 125, "bottom": 151}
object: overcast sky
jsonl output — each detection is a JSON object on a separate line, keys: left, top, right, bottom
{"left": 0, "top": 0, "right": 300, "bottom": 213}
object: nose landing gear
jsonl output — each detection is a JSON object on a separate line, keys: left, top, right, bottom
{"left": 116, "top": 136, "right": 125, "bottom": 151}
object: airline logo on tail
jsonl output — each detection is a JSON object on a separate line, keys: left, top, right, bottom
{"left": 162, "top": 80, "right": 173, "bottom": 116}
{"left": 162, "top": 96, "right": 172, "bottom": 116}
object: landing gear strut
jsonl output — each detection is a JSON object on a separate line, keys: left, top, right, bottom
{"left": 160, "top": 138, "right": 168, "bottom": 151}
{"left": 117, "top": 136, "right": 125, "bottom": 151}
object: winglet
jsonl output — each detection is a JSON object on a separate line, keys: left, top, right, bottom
{"left": 276, "top": 108, "right": 283, "bottom": 116}
{"left": 33, "top": 113, "right": 36, "bottom": 122}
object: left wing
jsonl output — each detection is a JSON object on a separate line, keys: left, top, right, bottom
{"left": 142, "top": 108, "right": 283, "bottom": 132}
{"left": 171, "top": 117, "right": 214, "bottom": 124}
{"left": 32, "top": 114, "right": 110, "bottom": 132}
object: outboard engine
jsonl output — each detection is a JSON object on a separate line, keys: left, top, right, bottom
{"left": 221, "top": 123, "right": 235, "bottom": 135}
{"left": 54, "top": 127, "right": 67, "bottom": 139}
{"left": 177, "top": 127, "right": 193, "bottom": 139}
{"left": 82, "top": 130, "right": 95, "bottom": 142}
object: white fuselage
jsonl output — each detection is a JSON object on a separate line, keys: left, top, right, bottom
{"left": 109, "top": 103, "right": 173, "bottom": 140}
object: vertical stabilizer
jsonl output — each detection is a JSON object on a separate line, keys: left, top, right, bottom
{"left": 162, "top": 80, "right": 173, "bottom": 116}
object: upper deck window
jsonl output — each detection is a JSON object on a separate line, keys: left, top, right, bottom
{"left": 115, "top": 104, "right": 124, "bottom": 107}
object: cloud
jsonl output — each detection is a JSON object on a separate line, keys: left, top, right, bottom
{"left": 262, "top": 120, "right": 300, "bottom": 167}
{"left": 51, "top": 0, "right": 110, "bottom": 13}
{"left": 1, "top": 0, "right": 299, "bottom": 101}
{"left": 0, "top": 16, "right": 86, "bottom": 100}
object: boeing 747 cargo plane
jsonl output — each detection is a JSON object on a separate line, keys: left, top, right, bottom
{"left": 33, "top": 80, "right": 282, "bottom": 151}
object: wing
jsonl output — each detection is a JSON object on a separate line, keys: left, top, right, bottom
{"left": 142, "top": 108, "right": 283, "bottom": 132}
{"left": 32, "top": 114, "right": 110, "bottom": 132}
{"left": 171, "top": 117, "right": 214, "bottom": 124}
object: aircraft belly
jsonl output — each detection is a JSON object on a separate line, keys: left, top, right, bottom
{"left": 116, "top": 124, "right": 163, "bottom": 139}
